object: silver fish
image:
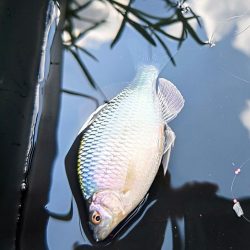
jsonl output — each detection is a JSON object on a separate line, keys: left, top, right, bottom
{"left": 77, "top": 64, "right": 184, "bottom": 241}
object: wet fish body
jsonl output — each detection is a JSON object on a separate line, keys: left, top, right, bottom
{"left": 77, "top": 65, "right": 184, "bottom": 241}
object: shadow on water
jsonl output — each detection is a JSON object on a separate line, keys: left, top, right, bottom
{"left": 63, "top": 133, "right": 250, "bottom": 250}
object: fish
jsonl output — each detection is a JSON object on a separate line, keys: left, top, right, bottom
{"left": 77, "top": 64, "right": 184, "bottom": 241}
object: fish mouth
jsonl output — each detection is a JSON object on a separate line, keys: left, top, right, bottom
{"left": 91, "top": 222, "right": 112, "bottom": 242}
{"left": 93, "top": 231, "right": 107, "bottom": 242}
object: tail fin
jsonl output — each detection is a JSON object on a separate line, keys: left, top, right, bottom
{"left": 157, "top": 78, "right": 185, "bottom": 123}
{"left": 126, "top": 29, "right": 176, "bottom": 73}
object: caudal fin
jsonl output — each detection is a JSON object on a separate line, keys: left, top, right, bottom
{"left": 126, "top": 29, "right": 175, "bottom": 72}
{"left": 157, "top": 78, "right": 185, "bottom": 123}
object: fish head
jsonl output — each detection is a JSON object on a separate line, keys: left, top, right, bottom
{"left": 88, "top": 190, "right": 126, "bottom": 241}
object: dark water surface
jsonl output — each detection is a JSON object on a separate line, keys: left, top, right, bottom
{"left": 42, "top": 0, "right": 250, "bottom": 249}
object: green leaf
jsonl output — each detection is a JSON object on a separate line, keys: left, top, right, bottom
{"left": 151, "top": 15, "right": 176, "bottom": 27}
{"left": 111, "top": 0, "right": 132, "bottom": 48}
{"left": 154, "top": 27, "right": 183, "bottom": 41}
{"left": 177, "top": 26, "right": 187, "bottom": 49}
{"left": 189, "top": 8, "right": 202, "bottom": 27}
{"left": 110, "top": 0, "right": 162, "bottom": 28}
{"left": 62, "top": 89, "right": 99, "bottom": 108}
{"left": 111, "top": 4, "right": 156, "bottom": 46}
{"left": 76, "top": 46, "right": 99, "bottom": 61}
{"left": 164, "top": 0, "right": 177, "bottom": 9}
{"left": 176, "top": 10, "right": 206, "bottom": 46}
{"left": 72, "top": 0, "right": 93, "bottom": 13}
{"left": 110, "top": 0, "right": 166, "bottom": 20}
{"left": 128, "top": 20, "right": 156, "bottom": 46}
{"left": 153, "top": 15, "right": 197, "bottom": 28}
{"left": 153, "top": 32, "right": 176, "bottom": 66}
{"left": 185, "top": 21, "right": 206, "bottom": 45}
{"left": 132, "top": 8, "right": 167, "bottom": 20}
{"left": 68, "top": 48, "right": 97, "bottom": 89}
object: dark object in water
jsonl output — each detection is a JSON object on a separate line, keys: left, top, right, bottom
{"left": 65, "top": 132, "right": 250, "bottom": 249}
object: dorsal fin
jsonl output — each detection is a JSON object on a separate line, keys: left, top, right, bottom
{"left": 157, "top": 78, "right": 185, "bottom": 123}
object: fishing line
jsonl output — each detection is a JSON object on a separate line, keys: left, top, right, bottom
{"left": 230, "top": 158, "right": 250, "bottom": 222}
{"left": 163, "top": 49, "right": 180, "bottom": 69}
{"left": 219, "top": 66, "right": 250, "bottom": 85}
{"left": 206, "top": 9, "right": 250, "bottom": 47}
{"left": 205, "top": 10, "right": 250, "bottom": 86}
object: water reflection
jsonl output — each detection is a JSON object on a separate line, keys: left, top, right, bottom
{"left": 64, "top": 131, "right": 220, "bottom": 249}
{"left": 46, "top": 0, "right": 250, "bottom": 249}
{"left": 62, "top": 133, "right": 250, "bottom": 249}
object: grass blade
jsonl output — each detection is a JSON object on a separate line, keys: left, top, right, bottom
{"left": 128, "top": 20, "right": 156, "bottom": 46}
{"left": 153, "top": 32, "right": 176, "bottom": 66}
{"left": 72, "top": 0, "right": 93, "bottom": 13}
{"left": 185, "top": 21, "right": 206, "bottom": 45}
{"left": 154, "top": 27, "right": 183, "bottom": 41}
{"left": 62, "top": 89, "right": 99, "bottom": 108}
{"left": 112, "top": 5, "right": 156, "bottom": 46}
{"left": 76, "top": 46, "right": 99, "bottom": 61}
{"left": 111, "top": 0, "right": 132, "bottom": 48}
{"left": 177, "top": 10, "right": 206, "bottom": 45}
{"left": 68, "top": 48, "right": 97, "bottom": 89}
{"left": 177, "top": 26, "right": 187, "bottom": 49}
{"left": 153, "top": 15, "right": 197, "bottom": 28}
{"left": 189, "top": 8, "right": 202, "bottom": 27}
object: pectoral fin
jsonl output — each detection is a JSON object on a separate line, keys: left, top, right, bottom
{"left": 157, "top": 78, "right": 185, "bottom": 123}
{"left": 162, "top": 126, "right": 175, "bottom": 175}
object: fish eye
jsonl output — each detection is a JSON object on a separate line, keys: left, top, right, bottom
{"left": 91, "top": 211, "right": 102, "bottom": 225}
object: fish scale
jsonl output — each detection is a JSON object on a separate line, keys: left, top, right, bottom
{"left": 77, "top": 80, "right": 160, "bottom": 200}
{"left": 76, "top": 65, "right": 184, "bottom": 241}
